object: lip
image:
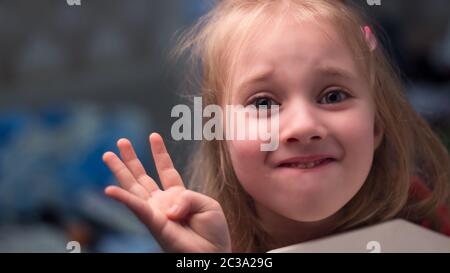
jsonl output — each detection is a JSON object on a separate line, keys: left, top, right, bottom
{"left": 276, "top": 155, "right": 337, "bottom": 167}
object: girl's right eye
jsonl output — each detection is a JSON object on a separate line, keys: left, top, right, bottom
{"left": 249, "top": 96, "right": 280, "bottom": 109}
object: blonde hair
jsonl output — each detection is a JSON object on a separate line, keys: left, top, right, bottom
{"left": 172, "top": 0, "right": 450, "bottom": 252}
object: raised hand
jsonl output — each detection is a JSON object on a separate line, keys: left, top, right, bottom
{"left": 102, "top": 133, "right": 231, "bottom": 252}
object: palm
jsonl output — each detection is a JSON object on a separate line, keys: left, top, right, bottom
{"left": 146, "top": 187, "right": 229, "bottom": 252}
{"left": 102, "top": 133, "right": 231, "bottom": 253}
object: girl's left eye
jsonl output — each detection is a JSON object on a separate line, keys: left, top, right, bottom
{"left": 318, "top": 89, "right": 350, "bottom": 104}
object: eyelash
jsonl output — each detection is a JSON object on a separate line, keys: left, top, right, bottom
{"left": 247, "top": 88, "right": 351, "bottom": 108}
{"left": 248, "top": 95, "right": 279, "bottom": 109}
{"left": 318, "top": 89, "right": 351, "bottom": 104}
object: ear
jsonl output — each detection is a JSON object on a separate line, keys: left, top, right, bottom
{"left": 374, "top": 121, "right": 384, "bottom": 150}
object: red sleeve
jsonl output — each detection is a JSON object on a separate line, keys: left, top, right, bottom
{"left": 409, "top": 175, "right": 450, "bottom": 236}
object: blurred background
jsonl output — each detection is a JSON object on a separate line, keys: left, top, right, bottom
{"left": 0, "top": 0, "right": 449, "bottom": 252}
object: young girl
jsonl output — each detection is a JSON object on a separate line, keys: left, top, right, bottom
{"left": 102, "top": 0, "right": 450, "bottom": 252}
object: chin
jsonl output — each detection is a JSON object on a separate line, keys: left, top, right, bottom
{"left": 282, "top": 205, "right": 342, "bottom": 223}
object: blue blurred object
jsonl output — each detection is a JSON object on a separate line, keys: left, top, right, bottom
{"left": 0, "top": 110, "right": 28, "bottom": 150}
{"left": 0, "top": 103, "right": 152, "bottom": 216}
{"left": 0, "top": 102, "right": 160, "bottom": 252}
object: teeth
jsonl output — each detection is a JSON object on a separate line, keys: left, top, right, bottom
{"left": 286, "top": 159, "right": 328, "bottom": 169}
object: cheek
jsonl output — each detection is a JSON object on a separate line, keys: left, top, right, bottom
{"left": 342, "top": 109, "right": 375, "bottom": 151}
{"left": 333, "top": 107, "right": 376, "bottom": 186}
{"left": 227, "top": 137, "right": 276, "bottom": 199}
{"left": 225, "top": 114, "right": 271, "bottom": 178}
{"left": 228, "top": 139, "right": 265, "bottom": 174}
{"left": 336, "top": 114, "right": 375, "bottom": 149}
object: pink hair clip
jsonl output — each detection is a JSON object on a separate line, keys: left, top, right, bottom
{"left": 361, "top": 25, "right": 377, "bottom": 51}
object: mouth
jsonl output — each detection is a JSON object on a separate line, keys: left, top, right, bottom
{"left": 277, "top": 157, "right": 336, "bottom": 170}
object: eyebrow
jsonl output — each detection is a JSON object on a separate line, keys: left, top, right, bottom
{"left": 315, "top": 65, "right": 356, "bottom": 81}
{"left": 236, "top": 65, "right": 356, "bottom": 93}
{"left": 236, "top": 68, "right": 275, "bottom": 92}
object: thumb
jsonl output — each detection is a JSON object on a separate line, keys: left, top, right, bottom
{"left": 166, "top": 190, "right": 219, "bottom": 220}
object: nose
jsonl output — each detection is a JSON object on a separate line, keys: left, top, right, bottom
{"left": 279, "top": 100, "right": 328, "bottom": 145}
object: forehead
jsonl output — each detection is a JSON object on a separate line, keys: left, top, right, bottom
{"left": 230, "top": 17, "right": 360, "bottom": 91}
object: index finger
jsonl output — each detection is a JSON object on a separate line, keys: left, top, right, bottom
{"left": 149, "top": 133, "right": 185, "bottom": 190}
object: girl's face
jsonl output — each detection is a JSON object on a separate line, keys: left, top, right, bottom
{"left": 226, "top": 18, "right": 383, "bottom": 223}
